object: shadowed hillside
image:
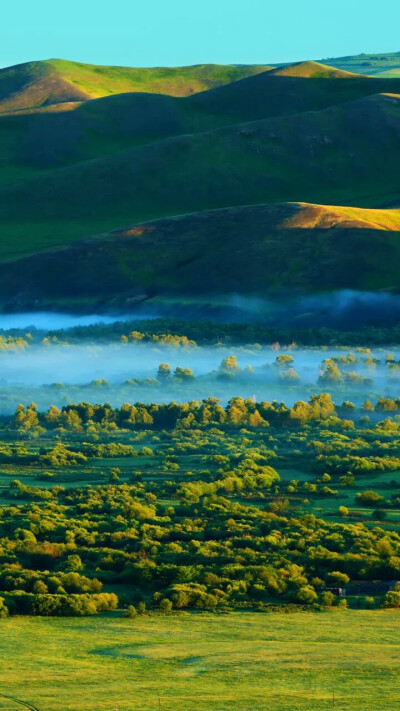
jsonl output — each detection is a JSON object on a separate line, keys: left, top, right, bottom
{"left": 187, "top": 63, "right": 400, "bottom": 125}
{"left": 0, "top": 91, "right": 399, "bottom": 259}
{"left": 1, "top": 61, "right": 399, "bottom": 185}
{"left": 0, "top": 201, "right": 399, "bottom": 312}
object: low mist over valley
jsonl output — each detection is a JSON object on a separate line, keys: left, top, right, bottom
{"left": 0, "top": 317, "right": 400, "bottom": 412}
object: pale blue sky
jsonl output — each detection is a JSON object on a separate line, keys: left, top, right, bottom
{"left": 1, "top": 0, "right": 399, "bottom": 69}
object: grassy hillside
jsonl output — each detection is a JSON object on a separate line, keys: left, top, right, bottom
{"left": 0, "top": 58, "right": 400, "bottom": 309}
{"left": 187, "top": 64, "right": 400, "bottom": 126}
{"left": 0, "top": 61, "right": 91, "bottom": 113}
{"left": 269, "top": 60, "right": 362, "bottom": 78}
{"left": 321, "top": 51, "right": 400, "bottom": 78}
{"left": 2, "top": 62, "right": 400, "bottom": 181}
{"left": 1, "top": 201, "right": 399, "bottom": 310}
{"left": 0, "top": 612, "right": 398, "bottom": 711}
{"left": 2, "top": 55, "right": 398, "bottom": 116}
{"left": 0, "top": 59, "right": 272, "bottom": 112}
{"left": 0, "top": 91, "right": 399, "bottom": 260}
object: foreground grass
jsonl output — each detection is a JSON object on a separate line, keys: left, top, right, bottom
{"left": 0, "top": 611, "right": 399, "bottom": 710}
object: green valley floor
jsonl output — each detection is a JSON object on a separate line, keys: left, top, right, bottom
{"left": 0, "top": 611, "right": 399, "bottom": 711}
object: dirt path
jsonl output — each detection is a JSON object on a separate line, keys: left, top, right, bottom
{"left": 0, "top": 694, "right": 40, "bottom": 711}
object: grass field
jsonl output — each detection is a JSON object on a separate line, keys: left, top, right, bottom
{"left": 0, "top": 611, "right": 399, "bottom": 711}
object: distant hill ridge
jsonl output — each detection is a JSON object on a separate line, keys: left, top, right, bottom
{"left": 2, "top": 53, "right": 398, "bottom": 114}
{"left": 268, "top": 61, "right": 363, "bottom": 78}
{"left": 0, "top": 59, "right": 272, "bottom": 112}
{"left": 318, "top": 51, "right": 400, "bottom": 78}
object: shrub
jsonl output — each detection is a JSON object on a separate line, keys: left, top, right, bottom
{"left": 0, "top": 597, "right": 9, "bottom": 618}
{"left": 296, "top": 586, "right": 318, "bottom": 605}
{"left": 159, "top": 598, "right": 173, "bottom": 614}
{"left": 320, "top": 591, "right": 336, "bottom": 607}
{"left": 382, "top": 591, "right": 400, "bottom": 609}
{"left": 327, "top": 571, "right": 350, "bottom": 586}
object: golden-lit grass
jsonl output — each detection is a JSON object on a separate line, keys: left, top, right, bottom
{"left": 51, "top": 60, "right": 273, "bottom": 98}
{"left": 0, "top": 611, "right": 399, "bottom": 711}
{"left": 281, "top": 203, "right": 400, "bottom": 231}
{"left": 0, "top": 59, "right": 272, "bottom": 112}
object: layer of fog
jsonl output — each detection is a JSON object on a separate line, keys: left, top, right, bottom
{"left": 229, "top": 290, "right": 400, "bottom": 327}
{"left": 2, "top": 289, "right": 400, "bottom": 331}
{"left": 0, "top": 312, "right": 126, "bottom": 330}
{"left": 0, "top": 342, "right": 399, "bottom": 413}
{"left": 0, "top": 342, "right": 369, "bottom": 385}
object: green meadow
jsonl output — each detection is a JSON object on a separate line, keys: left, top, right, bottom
{"left": 0, "top": 611, "right": 399, "bottom": 711}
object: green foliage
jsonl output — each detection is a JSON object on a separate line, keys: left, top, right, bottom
{"left": 382, "top": 591, "right": 400, "bottom": 608}
{"left": 0, "top": 391, "right": 399, "bottom": 616}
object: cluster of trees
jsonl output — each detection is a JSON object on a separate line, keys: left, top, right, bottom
{"left": 3, "top": 592, "right": 118, "bottom": 616}
{"left": 120, "top": 331, "right": 196, "bottom": 348}
{"left": 0, "top": 334, "right": 29, "bottom": 351}
{"left": 7, "top": 393, "right": 395, "bottom": 436}
{"left": 33, "top": 318, "right": 400, "bottom": 347}
{"left": 4, "top": 318, "right": 400, "bottom": 355}
{"left": 315, "top": 455, "right": 400, "bottom": 476}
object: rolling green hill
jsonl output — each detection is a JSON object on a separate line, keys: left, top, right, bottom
{"left": 0, "top": 58, "right": 272, "bottom": 113}
{"left": 1, "top": 201, "right": 399, "bottom": 311}
{"left": 0, "top": 56, "right": 399, "bottom": 312}
{"left": 3, "top": 60, "right": 400, "bottom": 179}
{"left": 0, "top": 90, "right": 399, "bottom": 260}
{"left": 3, "top": 63, "right": 400, "bottom": 191}
{"left": 268, "top": 61, "right": 361, "bottom": 78}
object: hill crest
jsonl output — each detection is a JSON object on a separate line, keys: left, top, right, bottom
{"left": 0, "top": 58, "right": 272, "bottom": 112}
{"left": 269, "top": 61, "right": 363, "bottom": 79}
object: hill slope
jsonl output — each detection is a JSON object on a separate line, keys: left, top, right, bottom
{"left": 0, "top": 61, "right": 91, "bottom": 113}
{"left": 0, "top": 201, "right": 399, "bottom": 312}
{"left": 0, "top": 59, "right": 272, "bottom": 112}
{"left": 268, "top": 61, "right": 362, "bottom": 78}
{"left": 3, "top": 62, "right": 400, "bottom": 180}
{"left": 0, "top": 57, "right": 400, "bottom": 316}
{"left": 0, "top": 91, "right": 399, "bottom": 260}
